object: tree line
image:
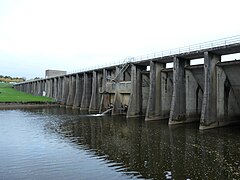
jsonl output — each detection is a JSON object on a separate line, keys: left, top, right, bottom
{"left": 0, "top": 75, "right": 26, "bottom": 83}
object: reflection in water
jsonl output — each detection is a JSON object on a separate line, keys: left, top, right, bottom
{"left": 0, "top": 107, "right": 240, "bottom": 179}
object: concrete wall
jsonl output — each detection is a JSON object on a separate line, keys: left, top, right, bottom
{"left": 14, "top": 46, "right": 240, "bottom": 130}
{"left": 80, "top": 73, "right": 92, "bottom": 110}
{"left": 73, "top": 74, "right": 84, "bottom": 108}
{"left": 45, "top": 70, "right": 67, "bottom": 78}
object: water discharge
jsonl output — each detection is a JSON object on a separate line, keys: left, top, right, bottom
{"left": 0, "top": 107, "right": 239, "bottom": 179}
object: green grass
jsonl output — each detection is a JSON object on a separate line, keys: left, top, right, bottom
{"left": 0, "top": 83, "right": 55, "bottom": 103}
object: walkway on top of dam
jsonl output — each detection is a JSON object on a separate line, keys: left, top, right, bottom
{"left": 20, "top": 34, "right": 240, "bottom": 82}
{"left": 67, "top": 35, "right": 240, "bottom": 74}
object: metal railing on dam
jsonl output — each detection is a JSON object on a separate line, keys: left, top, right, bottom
{"left": 14, "top": 35, "right": 240, "bottom": 130}
{"left": 68, "top": 35, "right": 240, "bottom": 74}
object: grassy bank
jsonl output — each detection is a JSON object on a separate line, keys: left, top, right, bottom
{"left": 0, "top": 83, "right": 54, "bottom": 103}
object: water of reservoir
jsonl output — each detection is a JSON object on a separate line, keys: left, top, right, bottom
{"left": 0, "top": 107, "right": 239, "bottom": 180}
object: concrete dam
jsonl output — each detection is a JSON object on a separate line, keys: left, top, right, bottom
{"left": 14, "top": 35, "right": 240, "bottom": 130}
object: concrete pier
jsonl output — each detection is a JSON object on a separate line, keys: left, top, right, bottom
{"left": 80, "top": 73, "right": 92, "bottom": 110}
{"left": 57, "top": 77, "right": 63, "bottom": 102}
{"left": 200, "top": 52, "right": 221, "bottom": 129}
{"left": 73, "top": 74, "right": 83, "bottom": 108}
{"left": 89, "top": 71, "right": 102, "bottom": 112}
{"left": 169, "top": 57, "right": 190, "bottom": 124}
{"left": 99, "top": 68, "right": 116, "bottom": 113}
{"left": 127, "top": 64, "right": 148, "bottom": 117}
{"left": 146, "top": 61, "right": 166, "bottom": 120}
{"left": 61, "top": 76, "right": 69, "bottom": 105}
{"left": 14, "top": 35, "right": 240, "bottom": 129}
{"left": 66, "top": 75, "right": 76, "bottom": 107}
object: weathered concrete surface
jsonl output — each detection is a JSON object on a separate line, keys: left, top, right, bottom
{"left": 45, "top": 69, "right": 66, "bottom": 78}
{"left": 185, "top": 65, "right": 204, "bottom": 122}
{"left": 53, "top": 77, "right": 58, "bottom": 100}
{"left": 169, "top": 57, "right": 190, "bottom": 124}
{"left": 146, "top": 61, "right": 165, "bottom": 120}
{"left": 66, "top": 75, "right": 76, "bottom": 107}
{"left": 46, "top": 79, "right": 52, "bottom": 98}
{"left": 200, "top": 52, "right": 221, "bottom": 129}
{"left": 161, "top": 70, "right": 173, "bottom": 119}
{"left": 141, "top": 71, "right": 150, "bottom": 114}
{"left": 73, "top": 74, "right": 84, "bottom": 108}
{"left": 13, "top": 39, "right": 240, "bottom": 130}
{"left": 61, "top": 76, "right": 69, "bottom": 105}
{"left": 127, "top": 64, "right": 142, "bottom": 117}
{"left": 99, "top": 69, "right": 116, "bottom": 113}
{"left": 56, "top": 77, "right": 63, "bottom": 102}
{"left": 43, "top": 80, "right": 46, "bottom": 96}
{"left": 216, "top": 61, "right": 240, "bottom": 126}
{"left": 112, "top": 81, "right": 131, "bottom": 115}
{"left": 127, "top": 64, "right": 148, "bottom": 117}
{"left": 36, "top": 81, "right": 42, "bottom": 96}
{"left": 89, "top": 71, "right": 102, "bottom": 112}
{"left": 80, "top": 73, "right": 92, "bottom": 110}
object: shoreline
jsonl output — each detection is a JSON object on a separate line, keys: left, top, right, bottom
{"left": 0, "top": 102, "right": 60, "bottom": 109}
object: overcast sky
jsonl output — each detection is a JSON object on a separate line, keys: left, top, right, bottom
{"left": 0, "top": 0, "right": 240, "bottom": 79}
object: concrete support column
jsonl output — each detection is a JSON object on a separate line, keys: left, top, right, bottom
{"left": 53, "top": 78, "right": 58, "bottom": 100}
{"left": 42, "top": 80, "right": 46, "bottom": 96}
{"left": 36, "top": 81, "right": 40, "bottom": 96}
{"left": 99, "top": 69, "right": 111, "bottom": 113}
{"left": 28, "top": 83, "right": 31, "bottom": 94}
{"left": 89, "top": 71, "right": 102, "bottom": 112}
{"left": 18, "top": 85, "right": 22, "bottom": 92}
{"left": 39, "top": 81, "right": 43, "bottom": 96}
{"left": 29, "top": 83, "right": 33, "bottom": 94}
{"left": 200, "top": 52, "right": 221, "bottom": 129}
{"left": 23, "top": 84, "right": 26, "bottom": 93}
{"left": 27, "top": 83, "right": 31, "bottom": 94}
{"left": 46, "top": 80, "right": 50, "bottom": 97}
{"left": 61, "top": 76, "right": 69, "bottom": 105}
{"left": 56, "top": 77, "right": 63, "bottom": 102}
{"left": 35, "top": 81, "right": 38, "bottom": 95}
{"left": 112, "top": 66, "right": 124, "bottom": 115}
{"left": 22, "top": 84, "right": 24, "bottom": 92}
{"left": 141, "top": 72, "right": 150, "bottom": 114}
{"left": 80, "top": 73, "right": 92, "bottom": 110}
{"left": 73, "top": 74, "right": 84, "bottom": 108}
{"left": 112, "top": 87, "right": 121, "bottom": 115}
{"left": 146, "top": 61, "right": 166, "bottom": 120}
{"left": 29, "top": 82, "right": 34, "bottom": 95}
{"left": 33, "top": 82, "right": 37, "bottom": 95}
{"left": 50, "top": 79, "right": 54, "bottom": 98}
{"left": 46, "top": 79, "right": 53, "bottom": 98}
{"left": 127, "top": 64, "right": 146, "bottom": 117}
{"left": 30, "top": 83, "right": 33, "bottom": 94}
{"left": 23, "top": 84, "right": 28, "bottom": 93}
{"left": 66, "top": 75, "right": 76, "bottom": 107}
{"left": 216, "top": 66, "right": 227, "bottom": 123}
{"left": 169, "top": 57, "right": 190, "bottom": 124}
{"left": 23, "top": 84, "right": 26, "bottom": 92}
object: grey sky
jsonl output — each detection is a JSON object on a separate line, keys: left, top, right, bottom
{"left": 0, "top": 0, "right": 240, "bottom": 79}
